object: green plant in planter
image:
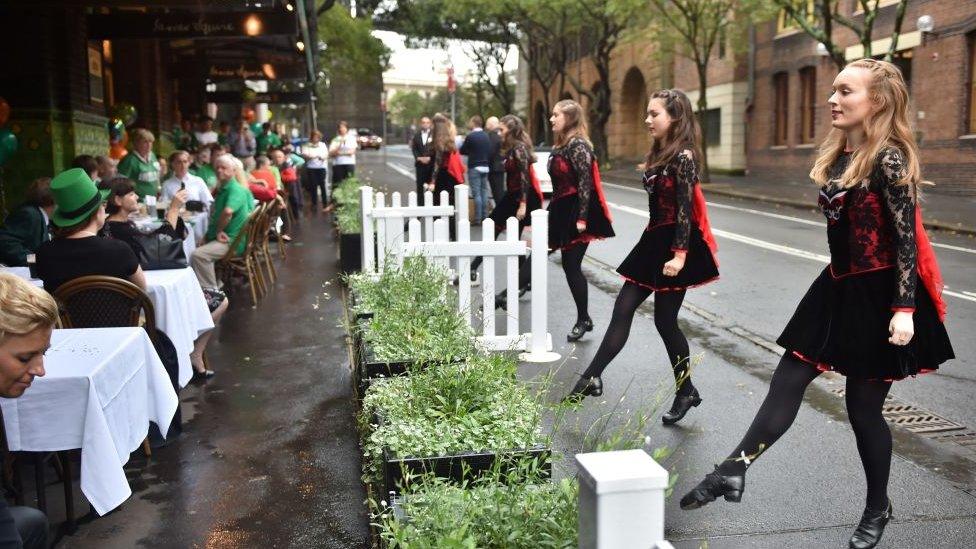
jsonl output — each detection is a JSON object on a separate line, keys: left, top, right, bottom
{"left": 360, "top": 353, "right": 544, "bottom": 484}
{"left": 375, "top": 473, "right": 578, "bottom": 548}
{"left": 333, "top": 175, "right": 365, "bottom": 233}
{"left": 347, "top": 256, "right": 451, "bottom": 317}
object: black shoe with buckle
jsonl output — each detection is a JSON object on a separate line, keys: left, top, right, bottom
{"left": 848, "top": 501, "right": 893, "bottom": 549}
{"left": 562, "top": 376, "right": 603, "bottom": 403}
{"left": 662, "top": 390, "right": 703, "bottom": 425}
{"left": 680, "top": 466, "right": 745, "bottom": 510}
{"left": 567, "top": 318, "right": 593, "bottom": 342}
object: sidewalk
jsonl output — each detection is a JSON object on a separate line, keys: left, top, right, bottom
{"left": 601, "top": 164, "right": 976, "bottom": 235}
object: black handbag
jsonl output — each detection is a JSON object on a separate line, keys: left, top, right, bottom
{"left": 185, "top": 200, "right": 206, "bottom": 213}
{"left": 132, "top": 232, "right": 187, "bottom": 270}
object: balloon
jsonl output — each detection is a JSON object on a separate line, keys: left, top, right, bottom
{"left": 109, "top": 143, "right": 128, "bottom": 160}
{"left": 0, "top": 97, "right": 9, "bottom": 126}
{"left": 242, "top": 89, "right": 258, "bottom": 103}
{"left": 0, "top": 128, "right": 18, "bottom": 166}
{"left": 111, "top": 102, "right": 138, "bottom": 127}
{"left": 242, "top": 107, "right": 256, "bottom": 123}
{"left": 266, "top": 110, "right": 273, "bottom": 121}
{"left": 250, "top": 122, "right": 262, "bottom": 135}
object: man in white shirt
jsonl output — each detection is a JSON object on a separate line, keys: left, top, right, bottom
{"left": 162, "top": 151, "right": 214, "bottom": 241}
{"left": 194, "top": 116, "right": 219, "bottom": 146}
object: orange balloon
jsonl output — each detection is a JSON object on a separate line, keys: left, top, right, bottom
{"left": 242, "top": 107, "right": 256, "bottom": 123}
{"left": 110, "top": 143, "right": 128, "bottom": 160}
{"left": 0, "top": 97, "right": 9, "bottom": 126}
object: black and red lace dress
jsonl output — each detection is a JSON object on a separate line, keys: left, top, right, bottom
{"left": 488, "top": 143, "right": 543, "bottom": 229}
{"left": 430, "top": 149, "right": 465, "bottom": 206}
{"left": 778, "top": 148, "right": 954, "bottom": 380}
{"left": 617, "top": 152, "right": 719, "bottom": 291}
{"left": 546, "top": 137, "right": 615, "bottom": 250}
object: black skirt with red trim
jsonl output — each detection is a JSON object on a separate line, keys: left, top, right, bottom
{"left": 547, "top": 194, "right": 615, "bottom": 251}
{"left": 616, "top": 224, "right": 719, "bottom": 292}
{"left": 777, "top": 266, "right": 954, "bottom": 381}
{"left": 489, "top": 188, "right": 542, "bottom": 228}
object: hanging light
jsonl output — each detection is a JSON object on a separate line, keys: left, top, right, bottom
{"left": 917, "top": 15, "right": 935, "bottom": 34}
{"left": 285, "top": 2, "right": 295, "bottom": 11}
{"left": 296, "top": 40, "right": 305, "bottom": 52}
{"left": 244, "top": 14, "right": 263, "bottom": 36}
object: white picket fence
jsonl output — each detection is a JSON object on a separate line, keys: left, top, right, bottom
{"left": 358, "top": 184, "right": 559, "bottom": 363}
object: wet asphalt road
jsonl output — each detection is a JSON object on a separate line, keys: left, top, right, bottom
{"left": 374, "top": 145, "right": 976, "bottom": 546}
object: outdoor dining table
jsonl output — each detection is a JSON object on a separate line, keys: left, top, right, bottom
{"left": 130, "top": 215, "right": 199, "bottom": 257}
{"left": 144, "top": 268, "right": 214, "bottom": 387}
{"left": 0, "top": 327, "right": 178, "bottom": 516}
{"left": 0, "top": 266, "right": 43, "bottom": 287}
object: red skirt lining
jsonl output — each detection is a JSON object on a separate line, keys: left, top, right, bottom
{"left": 790, "top": 350, "right": 937, "bottom": 382}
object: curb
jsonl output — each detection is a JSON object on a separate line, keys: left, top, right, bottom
{"left": 701, "top": 185, "right": 976, "bottom": 236}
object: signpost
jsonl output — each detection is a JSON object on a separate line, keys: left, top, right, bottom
{"left": 447, "top": 66, "right": 456, "bottom": 123}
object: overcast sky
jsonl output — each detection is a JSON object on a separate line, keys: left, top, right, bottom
{"left": 374, "top": 31, "right": 519, "bottom": 86}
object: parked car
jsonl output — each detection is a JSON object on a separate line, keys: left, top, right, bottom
{"left": 356, "top": 128, "right": 383, "bottom": 150}
{"left": 533, "top": 145, "right": 552, "bottom": 197}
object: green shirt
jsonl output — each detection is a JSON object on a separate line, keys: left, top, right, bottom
{"left": 190, "top": 163, "right": 218, "bottom": 190}
{"left": 256, "top": 132, "right": 282, "bottom": 155}
{"left": 269, "top": 165, "right": 282, "bottom": 189}
{"left": 207, "top": 182, "right": 255, "bottom": 255}
{"left": 117, "top": 151, "right": 161, "bottom": 198}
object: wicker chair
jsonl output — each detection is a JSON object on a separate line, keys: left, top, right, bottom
{"left": 215, "top": 206, "right": 265, "bottom": 307}
{"left": 252, "top": 202, "right": 278, "bottom": 285}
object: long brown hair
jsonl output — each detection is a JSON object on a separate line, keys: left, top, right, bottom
{"left": 645, "top": 89, "right": 703, "bottom": 170}
{"left": 499, "top": 114, "right": 536, "bottom": 163}
{"left": 552, "top": 100, "right": 590, "bottom": 148}
{"left": 431, "top": 113, "right": 457, "bottom": 154}
{"left": 810, "top": 58, "right": 921, "bottom": 189}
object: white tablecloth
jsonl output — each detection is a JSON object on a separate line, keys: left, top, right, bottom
{"left": 0, "top": 328, "right": 178, "bottom": 515}
{"left": 144, "top": 268, "right": 215, "bottom": 387}
{"left": 0, "top": 266, "right": 43, "bottom": 287}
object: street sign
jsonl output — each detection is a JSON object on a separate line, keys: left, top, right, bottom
{"left": 205, "top": 62, "right": 306, "bottom": 81}
{"left": 447, "top": 67, "right": 456, "bottom": 93}
{"left": 206, "top": 90, "right": 312, "bottom": 104}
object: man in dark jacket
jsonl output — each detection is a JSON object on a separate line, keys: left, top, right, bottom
{"left": 0, "top": 178, "right": 54, "bottom": 267}
{"left": 485, "top": 116, "right": 505, "bottom": 209}
{"left": 411, "top": 116, "right": 434, "bottom": 199}
{"left": 459, "top": 115, "right": 492, "bottom": 223}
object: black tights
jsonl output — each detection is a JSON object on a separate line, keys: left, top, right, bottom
{"left": 561, "top": 244, "right": 590, "bottom": 323}
{"left": 581, "top": 282, "right": 693, "bottom": 395}
{"left": 717, "top": 354, "right": 893, "bottom": 510}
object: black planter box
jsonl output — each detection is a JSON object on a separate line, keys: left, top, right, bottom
{"left": 380, "top": 445, "right": 551, "bottom": 498}
{"left": 355, "top": 341, "right": 423, "bottom": 397}
{"left": 339, "top": 232, "right": 362, "bottom": 274}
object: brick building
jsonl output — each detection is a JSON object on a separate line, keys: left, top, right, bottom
{"left": 524, "top": 1, "right": 976, "bottom": 190}
{"left": 0, "top": 2, "right": 318, "bottom": 204}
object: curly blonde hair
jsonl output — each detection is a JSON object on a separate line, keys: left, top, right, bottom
{"left": 0, "top": 274, "right": 59, "bottom": 342}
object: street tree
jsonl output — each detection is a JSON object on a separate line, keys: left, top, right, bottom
{"left": 775, "top": 0, "right": 911, "bottom": 70}
{"left": 646, "top": 0, "right": 774, "bottom": 181}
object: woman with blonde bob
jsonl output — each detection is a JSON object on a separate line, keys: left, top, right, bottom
{"left": 546, "top": 100, "right": 615, "bottom": 341}
{"left": 681, "top": 59, "right": 953, "bottom": 549}
{"left": 0, "top": 273, "right": 57, "bottom": 548}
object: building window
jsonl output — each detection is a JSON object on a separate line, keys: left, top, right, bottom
{"left": 798, "top": 66, "right": 816, "bottom": 144}
{"left": 776, "top": 0, "right": 815, "bottom": 34}
{"left": 700, "top": 108, "right": 721, "bottom": 146}
{"left": 969, "top": 33, "right": 976, "bottom": 133}
{"left": 773, "top": 72, "right": 789, "bottom": 146}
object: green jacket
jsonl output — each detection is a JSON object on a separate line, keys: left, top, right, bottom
{"left": 0, "top": 205, "right": 50, "bottom": 266}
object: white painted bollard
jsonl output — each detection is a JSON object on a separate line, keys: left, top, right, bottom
{"left": 519, "top": 209, "right": 559, "bottom": 362}
{"left": 576, "top": 450, "right": 673, "bottom": 549}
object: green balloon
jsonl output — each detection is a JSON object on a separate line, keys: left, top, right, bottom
{"left": 0, "top": 128, "right": 18, "bottom": 166}
{"left": 250, "top": 122, "right": 262, "bottom": 134}
{"left": 111, "top": 103, "right": 138, "bottom": 127}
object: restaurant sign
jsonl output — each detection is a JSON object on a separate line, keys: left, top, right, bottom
{"left": 207, "top": 62, "right": 306, "bottom": 81}
{"left": 88, "top": 12, "right": 297, "bottom": 39}
{"left": 205, "top": 90, "right": 312, "bottom": 104}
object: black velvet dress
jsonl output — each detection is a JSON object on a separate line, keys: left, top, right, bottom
{"left": 487, "top": 143, "right": 543, "bottom": 231}
{"left": 616, "top": 152, "right": 719, "bottom": 292}
{"left": 546, "top": 137, "right": 615, "bottom": 250}
{"left": 777, "top": 148, "right": 954, "bottom": 380}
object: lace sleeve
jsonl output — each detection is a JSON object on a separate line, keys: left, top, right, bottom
{"left": 672, "top": 150, "right": 697, "bottom": 251}
{"left": 879, "top": 147, "right": 917, "bottom": 310}
{"left": 567, "top": 138, "right": 594, "bottom": 222}
{"left": 430, "top": 150, "right": 442, "bottom": 184}
{"left": 513, "top": 144, "right": 531, "bottom": 202}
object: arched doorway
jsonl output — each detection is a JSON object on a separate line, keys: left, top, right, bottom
{"left": 533, "top": 101, "right": 547, "bottom": 145}
{"left": 620, "top": 67, "right": 649, "bottom": 159}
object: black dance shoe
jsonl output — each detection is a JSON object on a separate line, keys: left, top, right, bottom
{"left": 662, "top": 390, "right": 702, "bottom": 425}
{"left": 679, "top": 466, "right": 745, "bottom": 510}
{"left": 562, "top": 376, "right": 603, "bottom": 402}
{"left": 567, "top": 319, "right": 593, "bottom": 342}
{"left": 494, "top": 292, "right": 508, "bottom": 311}
{"left": 848, "top": 501, "right": 893, "bottom": 549}
{"left": 519, "top": 283, "right": 531, "bottom": 297}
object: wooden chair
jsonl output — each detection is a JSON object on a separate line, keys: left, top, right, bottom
{"left": 252, "top": 202, "right": 278, "bottom": 285}
{"left": 53, "top": 275, "right": 157, "bottom": 458}
{"left": 274, "top": 190, "right": 291, "bottom": 260}
{"left": 215, "top": 206, "right": 265, "bottom": 307}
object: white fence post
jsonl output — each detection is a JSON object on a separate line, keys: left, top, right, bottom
{"left": 481, "top": 218, "right": 496, "bottom": 338}
{"left": 575, "top": 450, "right": 673, "bottom": 549}
{"left": 519, "top": 209, "right": 559, "bottom": 362}
{"left": 359, "top": 186, "right": 375, "bottom": 274}
{"left": 455, "top": 185, "right": 471, "bottom": 325}
{"left": 505, "top": 218, "right": 519, "bottom": 337}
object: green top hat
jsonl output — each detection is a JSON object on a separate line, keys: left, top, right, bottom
{"left": 50, "top": 168, "right": 110, "bottom": 227}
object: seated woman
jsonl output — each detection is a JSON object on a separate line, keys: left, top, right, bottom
{"left": 0, "top": 178, "right": 54, "bottom": 267}
{"left": 99, "top": 176, "right": 227, "bottom": 381}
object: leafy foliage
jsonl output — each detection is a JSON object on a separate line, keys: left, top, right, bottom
{"left": 332, "top": 175, "right": 365, "bottom": 233}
